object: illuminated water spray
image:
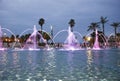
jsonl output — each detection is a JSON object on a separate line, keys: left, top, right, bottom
{"left": 92, "top": 29, "right": 100, "bottom": 50}
{"left": 64, "top": 26, "right": 78, "bottom": 46}
{"left": 0, "top": 26, "right": 3, "bottom": 49}
{"left": 63, "top": 26, "right": 80, "bottom": 50}
{"left": 23, "top": 25, "right": 48, "bottom": 50}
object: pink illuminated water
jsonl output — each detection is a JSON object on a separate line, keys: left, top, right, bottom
{"left": 92, "top": 29, "right": 100, "bottom": 50}
{"left": 0, "top": 26, "right": 6, "bottom": 50}
{"left": 63, "top": 27, "right": 80, "bottom": 50}
{"left": 23, "top": 25, "right": 39, "bottom": 50}
{"left": 23, "top": 25, "right": 49, "bottom": 50}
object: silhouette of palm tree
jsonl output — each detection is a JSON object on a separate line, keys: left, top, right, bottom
{"left": 39, "top": 18, "right": 45, "bottom": 35}
{"left": 111, "top": 22, "right": 120, "bottom": 38}
{"left": 87, "top": 22, "right": 102, "bottom": 45}
{"left": 100, "top": 16, "right": 108, "bottom": 35}
{"left": 68, "top": 19, "right": 75, "bottom": 32}
{"left": 87, "top": 22, "right": 100, "bottom": 32}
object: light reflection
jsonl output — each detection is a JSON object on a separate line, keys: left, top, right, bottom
{"left": 118, "top": 60, "right": 120, "bottom": 66}
{"left": 12, "top": 52, "right": 19, "bottom": 68}
{"left": 67, "top": 52, "right": 75, "bottom": 80}
{"left": 86, "top": 50, "right": 93, "bottom": 65}
{"left": 0, "top": 51, "right": 7, "bottom": 66}
{"left": 67, "top": 52, "right": 74, "bottom": 73}
{"left": 42, "top": 50, "right": 56, "bottom": 78}
{"left": 27, "top": 52, "right": 33, "bottom": 65}
{"left": 0, "top": 49, "right": 119, "bottom": 80}
{"left": 27, "top": 51, "right": 37, "bottom": 71}
{"left": 86, "top": 50, "right": 95, "bottom": 80}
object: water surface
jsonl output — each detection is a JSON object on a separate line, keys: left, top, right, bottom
{"left": 0, "top": 48, "right": 120, "bottom": 81}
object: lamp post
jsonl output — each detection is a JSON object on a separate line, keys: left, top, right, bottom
{"left": 51, "top": 26, "right": 53, "bottom": 39}
{"left": 50, "top": 26, "right": 53, "bottom": 45}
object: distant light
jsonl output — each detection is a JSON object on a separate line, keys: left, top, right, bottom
{"left": 86, "top": 37, "right": 91, "bottom": 41}
{"left": 59, "top": 80, "right": 62, "bottom": 81}
{"left": 50, "top": 25, "right": 53, "bottom": 31}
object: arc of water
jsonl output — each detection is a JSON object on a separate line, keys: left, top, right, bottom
{"left": 98, "top": 33, "right": 109, "bottom": 46}
{"left": 108, "top": 33, "right": 114, "bottom": 39}
{"left": 53, "top": 30, "right": 68, "bottom": 41}
{"left": 73, "top": 31, "right": 83, "bottom": 43}
{"left": 23, "top": 25, "right": 38, "bottom": 49}
{"left": 23, "top": 25, "right": 50, "bottom": 49}
{"left": 64, "top": 27, "right": 79, "bottom": 45}
{"left": 12, "top": 28, "right": 33, "bottom": 48}
{"left": 86, "top": 31, "right": 93, "bottom": 37}
{"left": 19, "top": 28, "right": 33, "bottom": 37}
{"left": 1, "top": 28, "right": 17, "bottom": 49}
{"left": 41, "top": 30, "right": 55, "bottom": 44}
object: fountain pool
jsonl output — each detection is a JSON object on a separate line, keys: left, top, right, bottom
{"left": 0, "top": 48, "right": 120, "bottom": 81}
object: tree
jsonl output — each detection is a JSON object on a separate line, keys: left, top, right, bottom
{"left": 87, "top": 22, "right": 100, "bottom": 32}
{"left": 68, "top": 19, "right": 75, "bottom": 32}
{"left": 100, "top": 16, "right": 108, "bottom": 35}
{"left": 39, "top": 18, "right": 45, "bottom": 35}
{"left": 87, "top": 22, "right": 100, "bottom": 45}
{"left": 111, "top": 22, "right": 120, "bottom": 38}
{"left": 38, "top": 31, "right": 51, "bottom": 42}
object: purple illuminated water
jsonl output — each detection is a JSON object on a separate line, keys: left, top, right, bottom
{"left": 63, "top": 27, "right": 80, "bottom": 50}
{"left": 92, "top": 29, "right": 100, "bottom": 50}
{"left": 23, "top": 25, "right": 39, "bottom": 50}
{"left": 23, "top": 25, "right": 49, "bottom": 50}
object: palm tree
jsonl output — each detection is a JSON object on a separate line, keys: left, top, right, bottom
{"left": 87, "top": 22, "right": 100, "bottom": 32}
{"left": 68, "top": 19, "right": 75, "bottom": 32}
{"left": 100, "top": 16, "right": 108, "bottom": 35}
{"left": 87, "top": 22, "right": 100, "bottom": 45}
{"left": 111, "top": 22, "right": 120, "bottom": 38}
{"left": 39, "top": 18, "right": 45, "bottom": 35}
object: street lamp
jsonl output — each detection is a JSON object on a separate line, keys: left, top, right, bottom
{"left": 50, "top": 25, "right": 54, "bottom": 45}
{"left": 50, "top": 25, "right": 53, "bottom": 39}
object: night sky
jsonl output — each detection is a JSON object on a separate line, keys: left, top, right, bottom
{"left": 0, "top": 0, "right": 120, "bottom": 42}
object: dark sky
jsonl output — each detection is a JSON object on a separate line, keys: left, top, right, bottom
{"left": 0, "top": 0, "right": 120, "bottom": 42}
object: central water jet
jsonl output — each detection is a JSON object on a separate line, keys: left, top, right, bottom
{"left": 23, "top": 25, "right": 49, "bottom": 50}
{"left": 63, "top": 26, "right": 80, "bottom": 50}
{"left": 92, "top": 29, "right": 101, "bottom": 50}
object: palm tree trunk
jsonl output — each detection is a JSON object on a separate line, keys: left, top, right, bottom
{"left": 94, "top": 28, "right": 96, "bottom": 32}
{"left": 71, "top": 27, "right": 73, "bottom": 32}
{"left": 41, "top": 26, "right": 43, "bottom": 35}
{"left": 115, "top": 27, "right": 117, "bottom": 38}
{"left": 102, "top": 24, "right": 105, "bottom": 35}
{"left": 115, "top": 27, "right": 117, "bottom": 46}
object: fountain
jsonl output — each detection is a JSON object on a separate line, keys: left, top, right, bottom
{"left": 23, "top": 25, "right": 50, "bottom": 50}
{"left": 63, "top": 26, "right": 80, "bottom": 50}
{"left": 0, "top": 26, "right": 16, "bottom": 50}
{"left": 53, "top": 26, "right": 83, "bottom": 50}
{"left": 85, "top": 29, "right": 109, "bottom": 50}
{"left": 92, "top": 29, "right": 101, "bottom": 50}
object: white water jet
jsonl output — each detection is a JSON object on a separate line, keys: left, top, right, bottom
{"left": 92, "top": 29, "right": 101, "bottom": 50}
{"left": 23, "top": 25, "right": 50, "bottom": 50}
{"left": 63, "top": 26, "right": 80, "bottom": 50}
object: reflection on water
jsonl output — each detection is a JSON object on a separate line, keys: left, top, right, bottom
{"left": 0, "top": 51, "right": 7, "bottom": 67}
{"left": 86, "top": 49, "right": 120, "bottom": 81}
{"left": 118, "top": 60, "right": 120, "bottom": 67}
{"left": 0, "top": 49, "right": 120, "bottom": 81}
{"left": 86, "top": 50, "right": 95, "bottom": 80}
{"left": 12, "top": 52, "right": 19, "bottom": 68}
{"left": 42, "top": 50, "right": 56, "bottom": 79}
{"left": 67, "top": 52, "right": 74, "bottom": 73}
